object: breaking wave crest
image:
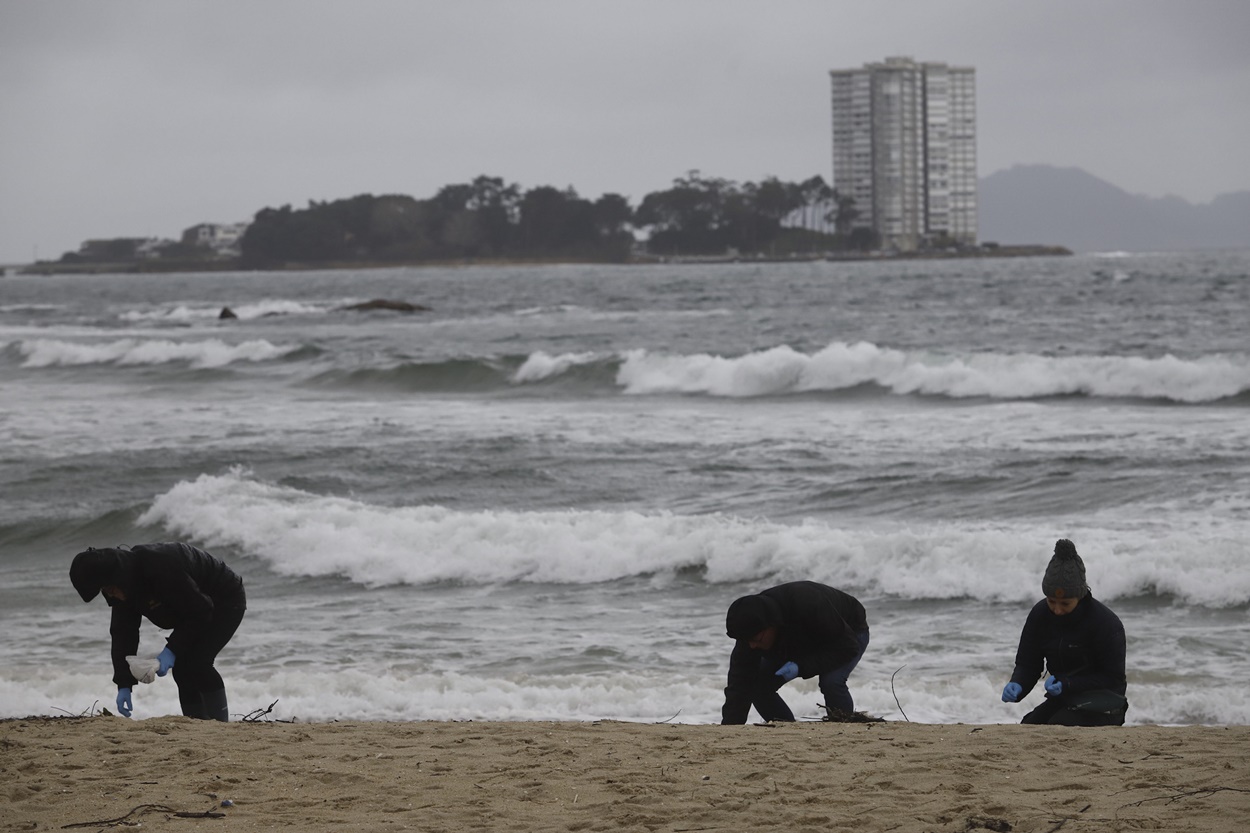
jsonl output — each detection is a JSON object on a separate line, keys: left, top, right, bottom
{"left": 14, "top": 337, "right": 305, "bottom": 368}
{"left": 138, "top": 469, "right": 1250, "bottom": 607}
{"left": 612, "top": 342, "right": 1250, "bottom": 402}
{"left": 12, "top": 337, "right": 1248, "bottom": 402}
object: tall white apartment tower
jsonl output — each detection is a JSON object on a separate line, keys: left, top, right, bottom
{"left": 830, "top": 57, "right": 977, "bottom": 251}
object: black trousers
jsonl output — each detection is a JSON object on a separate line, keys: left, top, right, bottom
{"left": 1021, "top": 690, "right": 1127, "bottom": 727}
{"left": 170, "top": 589, "right": 246, "bottom": 718}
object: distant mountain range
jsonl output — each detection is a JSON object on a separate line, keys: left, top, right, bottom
{"left": 978, "top": 164, "right": 1250, "bottom": 253}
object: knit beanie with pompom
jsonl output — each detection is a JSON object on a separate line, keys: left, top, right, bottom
{"left": 1042, "top": 538, "right": 1087, "bottom": 600}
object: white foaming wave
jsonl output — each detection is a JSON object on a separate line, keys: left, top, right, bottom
{"left": 18, "top": 337, "right": 301, "bottom": 368}
{"left": 514, "top": 304, "right": 585, "bottom": 316}
{"left": 140, "top": 469, "right": 715, "bottom": 585}
{"left": 137, "top": 469, "right": 1250, "bottom": 607}
{"left": 0, "top": 666, "right": 725, "bottom": 723}
{"left": 5, "top": 666, "right": 1245, "bottom": 725}
{"left": 512, "top": 305, "right": 732, "bottom": 321}
{"left": 120, "top": 299, "right": 331, "bottom": 322}
{"left": 511, "top": 350, "right": 601, "bottom": 383}
{"left": 614, "top": 342, "right": 1250, "bottom": 402}
{"left": 0, "top": 303, "right": 61, "bottom": 313}
{"left": 241, "top": 670, "right": 728, "bottom": 723}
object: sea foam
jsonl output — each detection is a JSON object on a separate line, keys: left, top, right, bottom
{"left": 138, "top": 469, "right": 1250, "bottom": 607}
{"left": 6, "top": 660, "right": 1244, "bottom": 725}
{"left": 119, "top": 299, "right": 333, "bottom": 322}
{"left": 18, "top": 337, "right": 301, "bottom": 368}
{"left": 610, "top": 342, "right": 1250, "bottom": 403}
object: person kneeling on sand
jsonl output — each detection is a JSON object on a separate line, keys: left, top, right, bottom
{"left": 1001, "top": 539, "right": 1128, "bottom": 726}
{"left": 721, "top": 581, "right": 869, "bottom": 724}
{"left": 70, "top": 542, "right": 246, "bottom": 722}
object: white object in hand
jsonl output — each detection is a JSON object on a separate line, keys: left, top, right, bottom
{"left": 126, "top": 655, "right": 160, "bottom": 684}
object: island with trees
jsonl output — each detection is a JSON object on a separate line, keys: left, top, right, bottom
{"left": 22, "top": 171, "right": 1068, "bottom": 274}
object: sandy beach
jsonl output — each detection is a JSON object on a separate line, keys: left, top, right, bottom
{"left": 3, "top": 716, "right": 1246, "bottom": 833}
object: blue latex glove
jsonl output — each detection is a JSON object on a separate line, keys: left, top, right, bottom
{"left": 156, "top": 646, "right": 176, "bottom": 676}
{"left": 116, "top": 687, "right": 133, "bottom": 718}
{"left": 1044, "top": 675, "right": 1063, "bottom": 696}
{"left": 1001, "top": 682, "right": 1023, "bottom": 703}
{"left": 775, "top": 661, "right": 799, "bottom": 682}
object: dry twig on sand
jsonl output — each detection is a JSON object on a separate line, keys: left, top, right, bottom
{"left": 1118, "top": 785, "right": 1250, "bottom": 809}
{"left": 62, "top": 803, "right": 224, "bottom": 828}
{"left": 890, "top": 664, "right": 911, "bottom": 722}
{"left": 241, "top": 699, "right": 294, "bottom": 723}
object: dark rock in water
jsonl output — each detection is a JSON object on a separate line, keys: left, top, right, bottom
{"left": 219, "top": 307, "right": 238, "bottom": 319}
{"left": 342, "top": 299, "right": 430, "bottom": 313}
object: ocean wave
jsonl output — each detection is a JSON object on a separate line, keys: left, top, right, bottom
{"left": 510, "top": 305, "right": 733, "bottom": 322}
{"left": 614, "top": 342, "right": 1250, "bottom": 402}
{"left": 15, "top": 337, "right": 304, "bottom": 368}
{"left": 307, "top": 352, "right": 621, "bottom": 393}
{"left": 139, "top": 469, "right": 1250, "bottom": 607}
{"left": 0, "top": 303, "right": 62, "bottom": 314}
{"left": 5, "top": 662, "right": 1245, "bottom": 724}
{"left": 119, "top": 299, "right": 335, "bottom": 322}
{"left": 291, "top": 342, "right": 1250, "bottom": 403}
{"left": 511, "top": 351, "right": 603, "bottom": 383}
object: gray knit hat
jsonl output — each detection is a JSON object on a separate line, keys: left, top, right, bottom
{"left": 1042, "top": 538, "right": 1087, "bottom": 600}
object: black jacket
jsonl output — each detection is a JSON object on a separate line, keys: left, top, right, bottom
{"left": 100, "top": 543, "right": 245, "bottom": 688}
{"left": 722, "top": 581, "right": 868, "bottom": 724}
{"left": 1009, "top": 593, "right": 1126, "bottom": 698}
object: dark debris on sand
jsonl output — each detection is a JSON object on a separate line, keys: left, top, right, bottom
{"left": 821, "top": 707, "right": 886, "bottom": 723}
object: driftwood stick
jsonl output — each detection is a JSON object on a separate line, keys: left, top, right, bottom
{"left": 173, "top": 810, "right": 226, "bottom": 819}
{"left": 1119, "top": 785, "right": 1250, "bottom": 809}
{"left": 242, "top": 699, "right": 280, "bottom": 722}
{"left": 63, "top": 802, "right": 226, "bottom": 828}
{"left": 890, "top": 665, "right": 910, "bottom": 723}
{"left": 50, "top": 701, "right": 102, "bottom": 719}
{"left": 62, "top": 804, "right": 176, "bottom": 828}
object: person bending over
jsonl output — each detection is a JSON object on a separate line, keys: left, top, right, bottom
{"left": 722, "top": 581, "right": 869, "bottom": 724}
{"left": 1001, "top": 539, "right": 1127, "bottom": 726}
{"left": 70, "top": 542, "right": 246, "bottom": 722}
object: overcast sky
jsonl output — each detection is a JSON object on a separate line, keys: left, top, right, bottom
{"left": 2, "top": 0, "right": 1248, "bottom": 264}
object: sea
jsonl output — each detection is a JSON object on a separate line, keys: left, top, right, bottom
{"left": 1, "top": 252, "right": 1247, "bottom": 726}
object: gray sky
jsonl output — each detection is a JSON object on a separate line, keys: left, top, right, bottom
{"left": 2, "top": 0, "right": 1248, "bottom": 264}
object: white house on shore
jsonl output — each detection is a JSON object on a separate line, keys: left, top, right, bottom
{"left": 181, "top": 222, "right": 250, "bottom": 257}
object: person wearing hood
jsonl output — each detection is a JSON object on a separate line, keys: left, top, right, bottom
{"left": 69, "top": 542, "right": 246, "bottom": 722}
{"left": 1000, "top": 539, "right": 1128, "bottom": 726}
{"left": 721, "top": 581, "right": 869, "bottom": 724}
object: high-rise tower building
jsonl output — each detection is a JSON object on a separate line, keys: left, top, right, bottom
{"left": 830, "top": 57, "right": 976, "bottom": 251}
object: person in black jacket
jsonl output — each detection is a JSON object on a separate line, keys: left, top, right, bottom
{"left": 721, "top": 581, "right": 869, "bottom": 724}
{"left": 70, "top": 542, "right": 246, "bottom": 722}
{"left": 1000, "top": 539, "right": 1127, "bottom": 726}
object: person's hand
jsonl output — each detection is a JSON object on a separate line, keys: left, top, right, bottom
{"left": 775, "top": 661, "right": 799, "bottom": 682}
{"left": 1001, "top": 682, "right": 1022, "bottom": 703}
{"left": 156, "top": 646, "right": 176, "bottom": 676}
{"left": 1044, "top": 675, "right": 1063, "bottom": 696}
{"left": 116, "top": 687, "right": 133, "bottom": 718}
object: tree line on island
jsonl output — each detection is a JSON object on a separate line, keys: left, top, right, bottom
{"left": 53, "top": 171, "right": 883, "bottom": 271}
{"left": 240, "top": 171, "right": 874, "bottom": 267}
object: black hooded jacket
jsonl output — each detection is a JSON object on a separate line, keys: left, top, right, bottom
{"left": 1009, "top": 592, "right": 1126, "bottom": 698}
{"left": 70, "top": 543, "right": 245, "bottom": 688}
{"left": 722, "top": 581, "right": 868, "bottom": 724}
